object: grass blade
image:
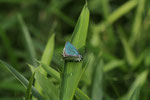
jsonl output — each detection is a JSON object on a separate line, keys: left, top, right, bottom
{"left": 75, "top": 88, "right": 90, "bottom": 100}
{"left": 0, "top": 28, "right": 18, "bottom": 66}
{"left": 35, "top": 71, "right": 59, "bottom": 100}
{"left": 106, "top": 0, "right": 137, "bottom": 25}
{"left": 75, "top": 57, "right": 91, "bottom": 100}
{"left": 59, "top": 2, "right": 90, "bottom": 100}
{"left": 0, "top": 81, "right": 25, "bottom": 92}
{"left": 95, "top": 0, "right": 137, "bottom": 33}
{"left": 25, "top": 72, "right": 35, "bottom": 100}
{"left": 118, "top": 26, "right": 136, "bottom": 69}
{"left": 103, "top": 59, "right": 125, "bottom": 72}
{"left": 0, "top": 60, "right": 43, "bottom": 100}
{"left": 40, "top": 34, "right": 55, "bottom": 75}
{"left": 39, "top": 61, "right": 91, "bottom": 100}
{"left": 17, "top": 14, "right": 37, "bottom": 68}
{"left": 91, "top": 59, "right": 103, "bottom": 100}
{"left": 101, "top": 0, "right": 110, "bottom": 18}
{"left": 34, "top": 33, "right": 55, "bottom": 96}
{"left": 122, "top": 70, "right": 148, "bottom": 100}
{"left": 101, "top": 0, "right": 116, "bottom": 47}
{"left": 51, "top": 9, "right": 75, "bottom": 27}
{"left": 130, "top": 0, "right": 146, "bottom": 46}
{"left": 39, "top": 61, "right": 60, "bottom": 81}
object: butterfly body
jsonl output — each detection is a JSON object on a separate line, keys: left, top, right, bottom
{"left": 62, "top": 42, "right": 82, "bottom": 61}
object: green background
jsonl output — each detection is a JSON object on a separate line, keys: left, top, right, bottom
{"left": 0, "top": 0, "right": 150, "bottom": 100}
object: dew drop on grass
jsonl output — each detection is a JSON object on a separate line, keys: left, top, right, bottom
{"left": 64, "top": 73, "right": 73, "bottom": 78}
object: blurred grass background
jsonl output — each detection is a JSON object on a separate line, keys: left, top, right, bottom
{"left": 0, "top": 0, "right": 150, "bottom": 100}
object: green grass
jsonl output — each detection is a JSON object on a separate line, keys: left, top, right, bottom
{"left": 59, "top": 3, "right": 89, "bottom": 100}
{"left": 25, "top": 72, "right": 35, "bottom": 100}
{"left": 0, "top": 0, "right": 150, "bottom": 100}
{"left": 0, "top": 3, "right": 90, "bottom": 100}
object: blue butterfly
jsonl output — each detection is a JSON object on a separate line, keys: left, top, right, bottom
{"left": 62, "top": 42, "right": 82, "bottom": 61}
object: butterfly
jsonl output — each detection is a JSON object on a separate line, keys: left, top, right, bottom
{"left": 62, "top": 42, "right": 82, "bottom": 61}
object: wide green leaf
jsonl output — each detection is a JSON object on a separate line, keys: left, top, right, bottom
{"left": 59, "top": 3, "right": 90, "bottom": 100}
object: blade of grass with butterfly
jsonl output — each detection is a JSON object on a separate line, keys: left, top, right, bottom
{"left": 59, "top": 2, "right": 90, "bottom": 100}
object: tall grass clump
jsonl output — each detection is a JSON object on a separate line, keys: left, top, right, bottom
{"left": 0, "top": 0, "right": 150, "bottom": 100}
{"left": 0, "top": 2, "right": 90, "bottom": 100}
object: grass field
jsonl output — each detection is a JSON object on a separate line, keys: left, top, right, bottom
{"left": 0, "top": 0, "right": 150, "bottom": 100}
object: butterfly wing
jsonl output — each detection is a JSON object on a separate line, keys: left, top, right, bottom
{"left": 62, "top": 42, "right": 82, "bottom": 61}
{"left": 64, "top": 42, "right": 79, "bottom": 56}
